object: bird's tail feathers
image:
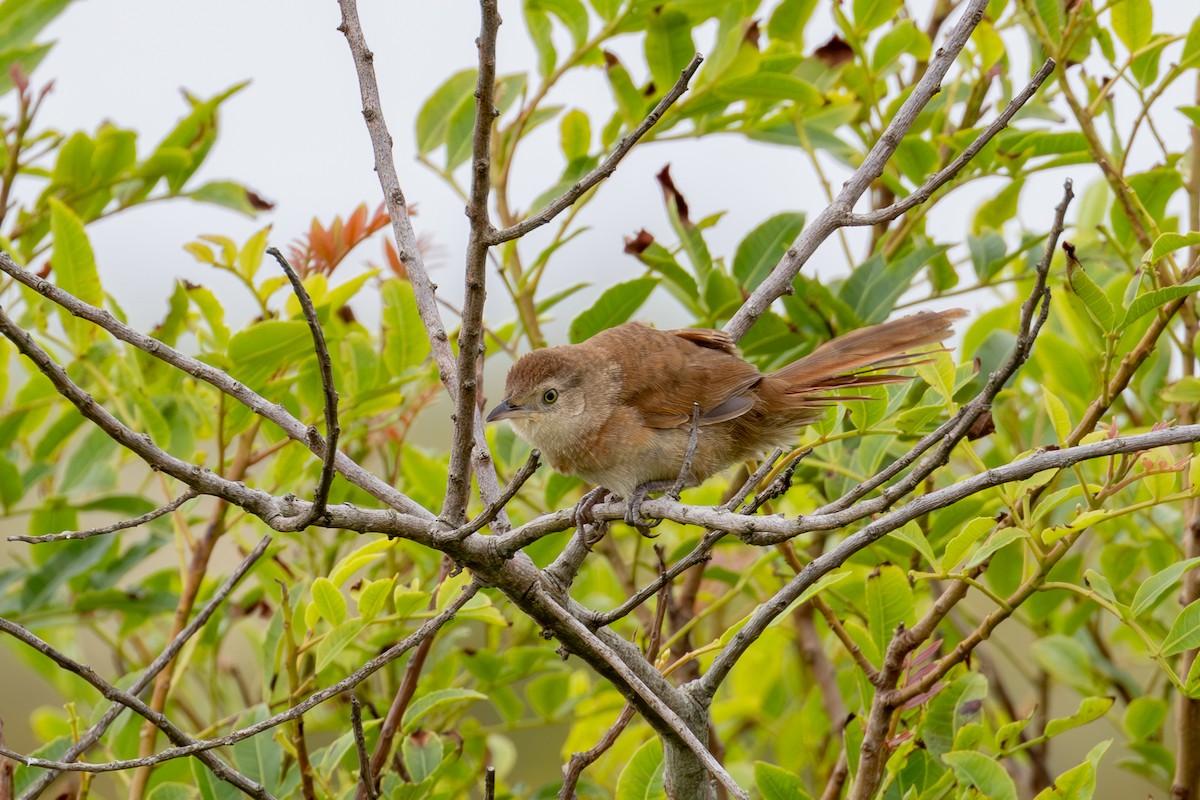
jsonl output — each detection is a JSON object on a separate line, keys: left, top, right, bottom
{"left": 770, "top": 309, "right": 966, "bottom": 397}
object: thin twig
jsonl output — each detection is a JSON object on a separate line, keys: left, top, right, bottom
{"left": 335, "top": 0, "right": 510, "bottom": 531}
{"left": 844, "top": 59, "right": 1056, "bottom": 226}
{"left": 350, "top": 696, "right": 376, "bottom": 800}
{"left": 810, "top": 178, "right": 1072, "bottom": 520}
{"left": 483, "top": 766, "right": 496, "bottom": 800}
{"left": 8, "top": 489, "right": 199, "bottom": 543}
{"left": 693, "top": 438, "right": 1200, "bottom": 696}
{"left": 670, "top": 403, "right": 702, "bottom": 499}
{"left": 490, "top": 54, "right": 704, "bottom": 245}
{"left": 590, "top": 450, "right": 803, "bottom": 628}
{"left": 530, "top": 586, "right": 748, "bottom": 800}
{"left": 268, "top": 247, "right": 340, "bottom": 526}
{"left": 559, "top": 704, "right": 637, "bottom": 800}
{"left": 0, "top": 618, "right": 275, "bottom": 800}
{"left": 16, "top": 536, "right": 272, "bottom": 800}
{"left": 361, "top": 560, "right": 452, "bottom": 797}
{"left": 0, "top": 581, "right": 480, "bottom": 776}
{"left": 445, "top": 450, "right": 540, "bottom": 542}
{"left": 0, "top": 251, "right": 429, "bottom": 519}
{"left": 441, "top": 0, "right": 503, "bottom": 524}
{"left": 724, "top": 0, "right": 992, "bottom": 341}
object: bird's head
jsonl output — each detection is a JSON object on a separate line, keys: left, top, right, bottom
{"left": 486, "top": 347, "right": 614, "bottom": 451}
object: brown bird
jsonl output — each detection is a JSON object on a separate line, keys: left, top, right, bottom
{"left": 486, "top": 310, "right": 965, "bottom": 526}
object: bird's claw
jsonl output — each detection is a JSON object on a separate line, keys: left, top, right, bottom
{"left": 573, "top": 486, "right": 612, "bottom": 538}
{"left": 624, "top": 480, "right": 674, "bottom": 537}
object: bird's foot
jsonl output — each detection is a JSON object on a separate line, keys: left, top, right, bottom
{"left": 624, "top": 480, "right": 676, "bottom": 537}
{"left": 573, "top": 486, "right": 613, "bottom": 539}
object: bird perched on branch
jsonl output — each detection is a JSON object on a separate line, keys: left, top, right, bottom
{"left": 486, "top": 310, "right": 965, "bottom": 529}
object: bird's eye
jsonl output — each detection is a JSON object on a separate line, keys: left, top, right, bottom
{"left": 542, "top": 388, "right": 558, "bottom": 404}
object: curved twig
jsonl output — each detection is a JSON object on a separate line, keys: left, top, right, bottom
{"left": 9, "top": 489, "right": 199, "bottom": 544}
{"left": 267, "top": 246, "right": 340, "bottom": 526}
{"left": 489, "top": 54, "right": 704, "bottom": 245}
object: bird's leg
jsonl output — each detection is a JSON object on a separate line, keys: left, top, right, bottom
{"left": 573, "top": 485, "right": 613, "bottom": 538}
{"left": 624, "top": 479, "right": 676, "bottom": 535}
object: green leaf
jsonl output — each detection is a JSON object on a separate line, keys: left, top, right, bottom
{"left": 1033, "top": 741, "right": 1110, "bottom": 800}
{"left": 228, "top": 320, "right": 312, "bottom": 373}
{"left": 941, "top": 517, "right": 995, "bottom": 572}
{"left": 1145, "top": 231, "right": 1200, "bottom": 265}
{"left": 1033, "top": 0, "right": 1063, "bottom": 38}
{"left": 1042, "top": 386, "right": 1071, "bottom": 441}
{"left": 1067, "top": 261, "right": 1117, "bottom": 332}
{"left": 1125, "top": 697, "right": 1168, "bottom": 740}
{"left": 615, "top": 739, "right": 665, "bottom": 800}
{"left": 842, "top": 245, "right": 948, "bottom": 323}
{"left": 632, "top": 242, "right": 700, "bottom": 312}
{"left": 1114, "top": 168, "right": 1182, "bottom": 245}
{"left": 146, "top": 784, "right": 197, "bottom": 800}
{"left": 866, "top": 565, "right": 914, "bottom": 660}
{"left": 0, "top": 456, "right": 21, "bottom": 511}
{"left": 526, "top": 672, "right": 570, "bottom": 719}
{"left": 853, "top": 0, "right": 902, "bottom": 33}
{"left": 444, "top": 91, "right": 476, "bottom": 170}
{"left": 715, "top": 74, "right": 822, "bottom": 106}
{"left": 152, "top": 82, "right": 246, "bottom": 193}
{"left": 1121, "top": 283, "right": 1200, "bottom": 331}
{"left": 605, "top": 53, "right": 645, "bottom": 126}
{"left": 754, "top": 762, "right": 814, "bottom": 800}
{"left": 402, "top": 732, "right": 445, "bottom": 784}
{"left": 48, "top": 197, "right": 102, "bottom": 349}
{"left": 560, "top": 108, "right": 591, "bottom": 161}
{"left": 525, "top": 4, "right": 557, "bottom": 77}
{"left": 315, "top": 618, "right": 365, "bottom": 671}
{"left": 943, "top": 751, "right": 1018, "bottom": 800}
{"left": 974, "top": 179, "right": 1024, "bottom": 232}
{"left": 1044, "top": 696, "right": 1114, "bottom": 738}
{"left": 732, "top": 212, "right": 805, "bottom": 292}
{"left": 187, "top": 181, "right": 268, "bottom": 217}
{"left": 229, "top": 706, "right": 282, "bottom": 792}
{"left": 568, "top": 277, "right": 658, "bottom": 343}
{"left": 0, "top": 41, "right": 51, "bottom": 95}
{"left": 416, "top": 69, "right": 477, "bottom": 154}
{"left": 1032, "top": 635, "right": 1100, "bottom": 693}
{"left": 311, "top": 577, "right": 347, "bottom": 624}
{"left": 401, "top": 688, "right": 488, "bottom": 733}
{"left": 1183, "top": 15, "right": 1200, "bottom": 69}
{"left": 534, "top": 0, "right": 589, "bottom": 48}
{"left": 1162, "top": 598, "right": 1200, "bottom": 656}
{"left": 967, "top": 527, "right": 1028, "bottom": 569}
{"left": 1131, "top": 557, "right": 1200, "bottom": 617}
{"left": 767, "top": 0, "right": 818, "bottom": 45}
{"left": 357, "top": 576, "right": 395, "bottom": 621}
{"left": 890, "top": 521, "right": 937, "bottom": 569}
{"left": 922, "top": 672, "right": 987, "bottom": 757}
{"left": 872, "top": 20, "right": 931, "bottom": 72}
{"left": 968, "top": 232, "right": 1007, "bottom": 282}
{"left": 53, "top": 130, "right": 94, "bottom": 191}
{"left": 382, "top": 279, "right": 430, "bottom": 376}
{"left": 644, "top": 8, "right": 694, "bottom": 93}
{"left": 1111, "top": 0, "right": 1152, "bottom": 52}
{"left": 0, "top": 0, "right": 68, "bottom": 52}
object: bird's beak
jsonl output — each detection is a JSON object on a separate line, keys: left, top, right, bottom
{"left": 486, "top": 398, "right": 528, "bottom": 422}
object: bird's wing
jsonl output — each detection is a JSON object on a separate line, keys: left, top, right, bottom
{"left": 595, "top": 324, "right": 761, "bottom": 429}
